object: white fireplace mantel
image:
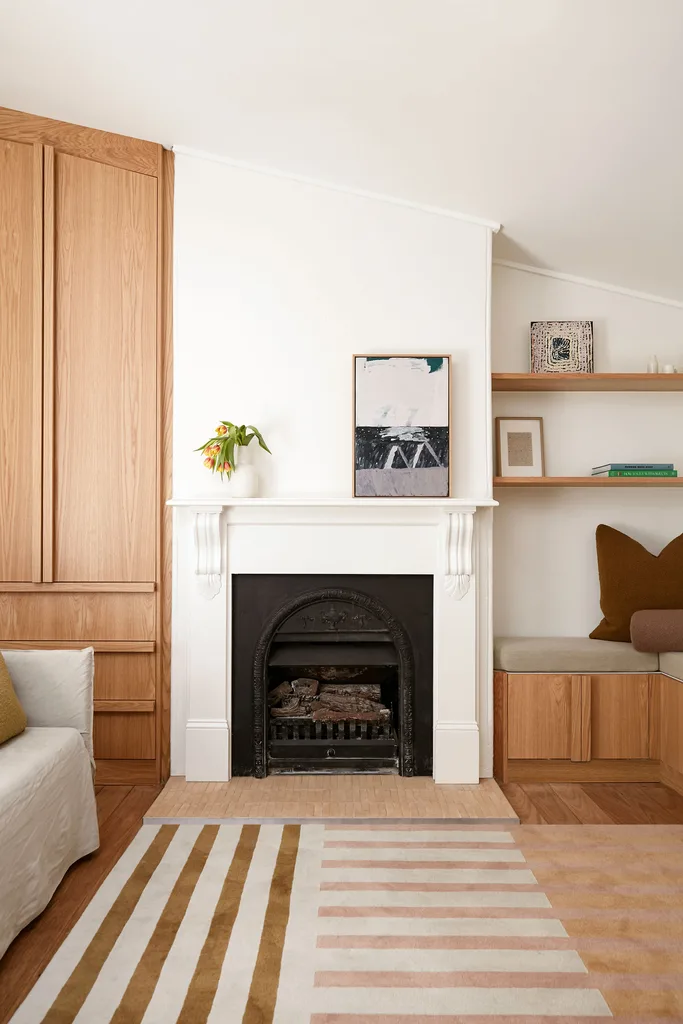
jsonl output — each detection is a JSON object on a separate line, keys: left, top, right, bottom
{"left": 169, "top": 496, "right": 497, "bottom": 785}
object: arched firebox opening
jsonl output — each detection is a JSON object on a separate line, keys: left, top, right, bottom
{"left": 252, "top": 587, "right": 415, "bottom": 777}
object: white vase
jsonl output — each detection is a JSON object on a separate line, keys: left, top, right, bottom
{"left": 230, "top": 444, "right": 259, "bottom": 498}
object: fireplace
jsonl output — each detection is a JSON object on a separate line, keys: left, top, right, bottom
{"left": 232, "top": 575, "right": 433, "bottom": 776}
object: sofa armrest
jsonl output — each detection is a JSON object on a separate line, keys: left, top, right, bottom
{"left": 1, "top": 648, "right": 94, "bottom": 759}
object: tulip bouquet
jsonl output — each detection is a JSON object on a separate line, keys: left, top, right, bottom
{"left": 196, "top": 421, "right": 271, "bottom": 479}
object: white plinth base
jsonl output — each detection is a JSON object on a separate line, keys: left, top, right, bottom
{"left": 185, "top": 720, "right": 230, "bottom": 782}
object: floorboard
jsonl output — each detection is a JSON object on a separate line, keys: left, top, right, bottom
{"left": 0, "top": 784, "right": 161, "bottom": 1024}
{"left": 505, "top": 781, "right": 683, "bottom": 824}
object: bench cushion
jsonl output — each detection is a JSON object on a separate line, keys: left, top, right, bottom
{"left": 494, "top": 637, "right": 658, "bottom": 673}
{"left": 660, "top": 651, "right": 683, "bottom": 681}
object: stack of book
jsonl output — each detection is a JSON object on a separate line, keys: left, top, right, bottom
{"left": 591, "top": 463, "right": 678, "bottom": 478}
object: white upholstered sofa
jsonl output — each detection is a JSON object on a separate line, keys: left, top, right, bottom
{"left": 0, "top": 648, "right": 100, "bottom": 959}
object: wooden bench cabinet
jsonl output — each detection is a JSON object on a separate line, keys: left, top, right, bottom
{"left": 494, "top": 671, "right": 660, "bottom": 782}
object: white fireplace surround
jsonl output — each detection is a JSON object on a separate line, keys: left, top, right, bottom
{"left": 169, "top": 497, "right": 497, "bottom": 784}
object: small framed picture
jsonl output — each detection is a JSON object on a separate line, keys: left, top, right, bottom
{"left": 353, "top": 355, "right": 451, "bottom": 497}
{"left": 530, "top": 320, "right": 593, "bottom": 374}
{"left": 495, "top": 417, "right": 545, "bottom": 477}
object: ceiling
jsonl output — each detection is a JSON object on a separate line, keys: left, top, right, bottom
{"left": 2, "top": 0, "right": 682, "bottom": 299}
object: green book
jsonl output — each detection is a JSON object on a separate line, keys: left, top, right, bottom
{"left": 594, "top": 470, "right": 678, "bottom": 477}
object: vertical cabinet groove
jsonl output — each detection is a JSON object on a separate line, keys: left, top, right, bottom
{"left": 42, "top": 145, "right": 55, "bottom": 582}
{"left": 31, "top": 143, "right": 44, "bottom": 583}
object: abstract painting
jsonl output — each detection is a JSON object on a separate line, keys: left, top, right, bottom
{"left": 530, "top": 320, "right": 594, "bottom": 374}
{"left": 354, "top": 355, "right": 450, "bottom": 497}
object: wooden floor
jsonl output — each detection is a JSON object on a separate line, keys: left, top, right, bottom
{"left": 145, "top": 775, "right": 517, "bottom": 821}
{"left": 0, "top": 784, "right": 162, "bottom": 1024}
{"left": 2, "top": 780, "right": 683, "bottom": 1023}
{"left": 502, "top": 780, "right": 683, "bottom": 824}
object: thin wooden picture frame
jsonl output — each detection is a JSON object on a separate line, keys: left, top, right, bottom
{"left": 495, "top": 416, "right": 546, "bottom": 477}
{"left": 353, "top": 354, "right": 452, "bottom": 498}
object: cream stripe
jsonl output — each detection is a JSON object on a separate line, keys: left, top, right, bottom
{"left": 140, "top": 825, "right": 245, "bottom": 1024}
{"left": 207, "top": 825, "right": 284, "bottom": 1023}
{"left": 110, "top": 825, "right": 219, "bottom": 1023}
{"left": 307, "top": 986, "right": 611, "bottom": 1016}
{"left": 314, "top": 947, "right": 587, "bottom": 974}
{"left": 318, "top": 889, "right": 551, "bottom": 908}
{"left": 320, "top": 847, "right": 524, "bottom": 862}
{"left": 324, "top": 830, "right": 514, "bottom": 843}
{"left": 9, "top": 825, "right": 162, "bottom": 1024}
{"left": 274, "top": 824, "right": 325, "bottom": 1024}
{"left": 72, "top": 826, "right": 204, "bottom": 1024}
{"left": 315, "top": 917, "right": 568, "bottom": 937}
{"left": 321, "top": 868, "right": 538, "bottom": 884}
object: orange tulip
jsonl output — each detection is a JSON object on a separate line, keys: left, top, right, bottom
{"left": 210, "top": 444, "right": 221, "bottom": 454}
{"left": 215, "top": 425, "right": 227, "bottom": 436}
{"left": 203, "top": 456, "right": 216, "bottom": 469}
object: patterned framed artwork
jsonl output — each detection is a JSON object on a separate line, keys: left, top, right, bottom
{"left": 495, "top": 417, "right": 545, "bottom": 478}
{"left": 353, "top": 355, "right": 451, "bottom": 497}
{"left": 530, "top": 320, "right": 594, "bottom": 374}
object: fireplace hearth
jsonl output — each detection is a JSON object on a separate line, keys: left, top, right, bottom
{"left": 232, "top": 575, "right": 433, "bottom": 777}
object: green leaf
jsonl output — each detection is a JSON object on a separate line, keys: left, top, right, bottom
{"left": 247, "top": 425, "right": 271, "bottom": 453}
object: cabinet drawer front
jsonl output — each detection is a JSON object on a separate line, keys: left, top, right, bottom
{"left": 507, "top": 675, "right": 572, "bottom": 759}
{"left": 94, "top": 711, "right": 155, "bottom": 760}
{"left": 94, "top": 652, "right": 155, "bottom": 701}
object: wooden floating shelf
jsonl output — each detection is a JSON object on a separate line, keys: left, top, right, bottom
{"left": 492, "top": 373, "right": 683, "bottom": 392}
{"left": 494, "top": 476, "right": 683, "bottom": 488}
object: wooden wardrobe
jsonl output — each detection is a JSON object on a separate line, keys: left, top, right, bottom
{"left": 0, "top": 107, "right": 172, "bottom": 784}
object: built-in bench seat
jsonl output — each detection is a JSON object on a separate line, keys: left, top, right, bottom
{"left": 660, "top": 651, "right": 683, "bottom": 681}
{"left": 494, "top": 636, "right": 658, "bottom": 674}
{"left": 493, "top": 636, "right": 683, "bottom": 793}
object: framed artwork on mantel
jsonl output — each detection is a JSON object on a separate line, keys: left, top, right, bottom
{"left": 353, "top": 355, "right": 451, "bottom": 497}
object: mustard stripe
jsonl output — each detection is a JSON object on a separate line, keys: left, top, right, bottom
{"left": 242, "top": 824, "right": 301, "bottom": 1024}
{"left": 176, "top": 824, "right": 261, "bottom": 1023}
{"left": 109, "top": 825, "right": 219, "bottom": 1024}
{"left": 42, "top": 825, "right": 177, "bottom": 1024}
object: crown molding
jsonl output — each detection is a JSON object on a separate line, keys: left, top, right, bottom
{"left": 493, "top": 259, "right": 683, "bottom": 310}
{"left": 172, "top": 145, "right": 501, "bottom": 232}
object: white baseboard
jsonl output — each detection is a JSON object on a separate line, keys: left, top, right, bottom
{"left": 433, "top": 721, "right": 480, "bottom": 784}
{"left": 185, "top": 719, "right": 230, "bottom": 781}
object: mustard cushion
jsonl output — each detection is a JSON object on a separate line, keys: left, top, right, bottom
{"left": 0, "top": 652, "right": 27, "bottom": 744}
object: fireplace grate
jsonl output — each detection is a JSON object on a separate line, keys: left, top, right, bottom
{"left": 270, "top": 718, "right": 395, "bottom": 743}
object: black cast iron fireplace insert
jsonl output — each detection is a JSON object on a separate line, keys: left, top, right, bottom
{"left": 232, "top": 574, "right": 433, "bottom": 777}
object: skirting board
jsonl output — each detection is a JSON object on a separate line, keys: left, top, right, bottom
{"left": 433, "top": 721, "right": 480, "bottom": 784}
{"left": 185, "top": 719, "right": 230, "bottom": 782}
{"left": 507, "top": 759, "right": 661, "bottom": 783}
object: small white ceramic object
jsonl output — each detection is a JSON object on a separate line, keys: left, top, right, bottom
{"left": 230, "top": 444, "right": 259, "bottom": 497}
{"left": 662, "top": 364, "right": 676, "bottom": 373}
{"left": 647, "top": 355, "right": 659, "bottom": 373}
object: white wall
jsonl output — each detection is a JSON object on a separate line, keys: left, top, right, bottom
{"left": 492, "top": 263, "right": 683, "bottom": 637}
{"left": 173, "top": 153, "right": 494, "bottom": 501}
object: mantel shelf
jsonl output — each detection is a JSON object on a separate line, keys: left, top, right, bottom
{"left": 167, "top": 496, "right": 498, "bottom": 508}
{"left": 492, "top": 373, "right": 683, "bottom": 392}
{"left": 494, "top": 476, "right": 683, "bottom": 488}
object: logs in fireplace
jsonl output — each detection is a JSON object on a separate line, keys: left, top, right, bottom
{"left": 231, "top": 575, "right": 433, "bottom": 777}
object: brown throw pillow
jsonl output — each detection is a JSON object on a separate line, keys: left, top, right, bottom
{"left": 0, "top": 651, "right": 28, "bottom": 745}
{"left": 590, "top": 525, "right": 683, "bottom": 642}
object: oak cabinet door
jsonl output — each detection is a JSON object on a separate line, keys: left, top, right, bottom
{"left": 0, "top": 139, "right": 42, "bottom": 581}
{"left": 49, "top": 152, "right": 157, "bottom": 582}
{"left": 507, "top": 674, "right": 573, "bottom": 759}
{"left": 590, "top": 674, "right": 650, "bottom": 759}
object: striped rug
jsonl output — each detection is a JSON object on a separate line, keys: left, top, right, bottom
{"left": 11, "top": 823, "right": 625, "bottom": 1022}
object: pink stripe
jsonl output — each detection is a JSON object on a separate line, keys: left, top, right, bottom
{"left": 314, "top": 970, "right": 599, "bottom": 988}
{"left": 319, "top": 907, "right": 557, "bottom": 918}
{"left": 317, "top": 936, "right": 573, "bottom": 950}
{"left": 322, "top": 860, "right": 528, "bottom": 870}
{"left": 320, "top": 881, "right": 540, "bottom": 891}
{"left": 324, "top": 842, "right": 518, "bottom": 850}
